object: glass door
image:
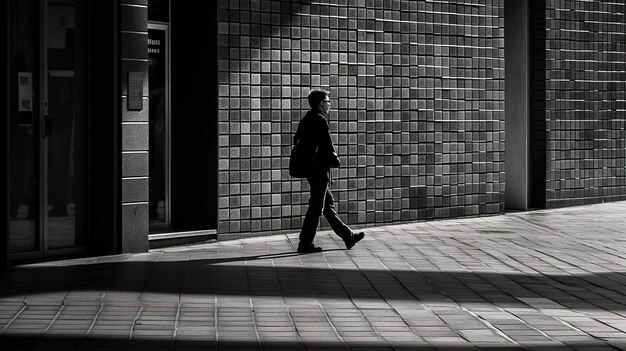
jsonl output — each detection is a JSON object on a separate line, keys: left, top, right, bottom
{"left": 148, "top": 23, "right": 170, "bottom": 232}
{"left": 8, "top": 0, "right": 39, "bottom": 256}
{"left": 9, "top": 0, "right": 88, "bottom": 259}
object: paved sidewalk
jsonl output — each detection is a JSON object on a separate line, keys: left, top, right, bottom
{"left": 2, "top": 202, "right": 626, "bottom": 350}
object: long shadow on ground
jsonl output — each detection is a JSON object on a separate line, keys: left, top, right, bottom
{"left": 2, "top": 253, "right": 626, "bottom": 312}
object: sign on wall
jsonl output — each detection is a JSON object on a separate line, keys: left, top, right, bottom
{"left": 18, "top": 72, "right": 34, "bottom": 126}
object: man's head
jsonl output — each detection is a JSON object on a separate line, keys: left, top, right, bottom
{"left": 308, "top": 89, "right": 331, "bottom": 114}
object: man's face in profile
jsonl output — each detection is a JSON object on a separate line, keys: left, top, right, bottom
{"left": 319, "top": 96, "right": 331, "bottom": 115}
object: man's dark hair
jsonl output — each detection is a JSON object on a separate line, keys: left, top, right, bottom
{"left": 308, "top": 89, "right": 329, "bottom": 109}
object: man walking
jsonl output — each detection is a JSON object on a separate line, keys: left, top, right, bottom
{"left": 294, "top": 89, "right": 364, "bottom": 253}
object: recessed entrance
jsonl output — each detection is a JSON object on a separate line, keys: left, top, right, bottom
{"left": 146, "top": 0, "right": 218, "bottom": 246}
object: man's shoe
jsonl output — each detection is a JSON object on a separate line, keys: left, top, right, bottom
{"left": 345, "top": 232, "right": 364, "bottom": 249}
{"left": 297, "top": 244, "right": 323, "bottom": 253}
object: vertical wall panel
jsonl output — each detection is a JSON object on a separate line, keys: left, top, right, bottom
{"left": 216, "top": 0, "right": 506, "bottom": 238}
{"left": 530, "top": 0, "right": 547, "bottom": 208}
{"left": 120, "top": 0, "right": 149, "bottom": 252}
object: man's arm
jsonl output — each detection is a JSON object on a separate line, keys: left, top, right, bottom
{"left": 319, "top": 116, "right": 340, "bottom": 168}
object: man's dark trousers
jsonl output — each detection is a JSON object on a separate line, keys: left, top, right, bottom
{"left": 300, "top": 174, "right": 352, "bottom": 245}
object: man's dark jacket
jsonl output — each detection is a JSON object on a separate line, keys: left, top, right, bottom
{"left": 293, "top": 109, "right": 340, "bottom": 178}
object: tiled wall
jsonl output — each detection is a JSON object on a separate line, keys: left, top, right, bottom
{"left": 533, "top": 0, "right": 626, "bottom": 208}
{"left": 217, "top": 0, "right": 505, "bottom": 239}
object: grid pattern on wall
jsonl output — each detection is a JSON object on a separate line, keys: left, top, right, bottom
{"left": 536, "top": 0, "right": 626, "bottom": 208}
{"left": 217, "top": 0, "right": 505, "bottom": 238}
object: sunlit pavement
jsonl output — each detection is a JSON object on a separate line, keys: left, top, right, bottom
{"left": 2, "top": 202, "right": 626, "bottom": 350}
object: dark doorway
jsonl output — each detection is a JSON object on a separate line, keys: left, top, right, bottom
{"left": 146, "top": 0, "right": 218, "bottom": 243}
{"left": 170, "top": 0, "right": 218, "bottom": 232}
{"left": 148, "top": 23, "right": 170, "bottom": 232}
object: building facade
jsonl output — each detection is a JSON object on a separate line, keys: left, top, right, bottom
{"left": 2, "top": 0, "right": 625, "bottom": 268}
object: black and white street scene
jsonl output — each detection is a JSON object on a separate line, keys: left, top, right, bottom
{"left": 2, "top": 0, "right": 626, "bottom": 350}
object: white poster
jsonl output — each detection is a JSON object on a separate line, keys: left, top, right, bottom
{"left": 18, "top": 72, "right": 33, "bottom": 112}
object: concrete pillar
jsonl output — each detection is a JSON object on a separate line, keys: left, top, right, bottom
{"left": 505, "top": 0, "right": 530, "bottom": 210}
{"left": 120, "top": 0, "right": 149, "bottom": 252}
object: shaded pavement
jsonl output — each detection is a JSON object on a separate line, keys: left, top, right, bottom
{"left": 2, "top": 202, "right": 626, "bottom": 350}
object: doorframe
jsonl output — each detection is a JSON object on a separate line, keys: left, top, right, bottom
{"left": 40, "top": 0, "right": 48, "bottom": 256}
{"left": 2, "top": 0, "right": 9, "bottom": 269}
{"left": 9, "top": 0, "right": 46, "bottom": 261}
{"left": 147, "top": 21, "right": 171, "bottom": 233}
